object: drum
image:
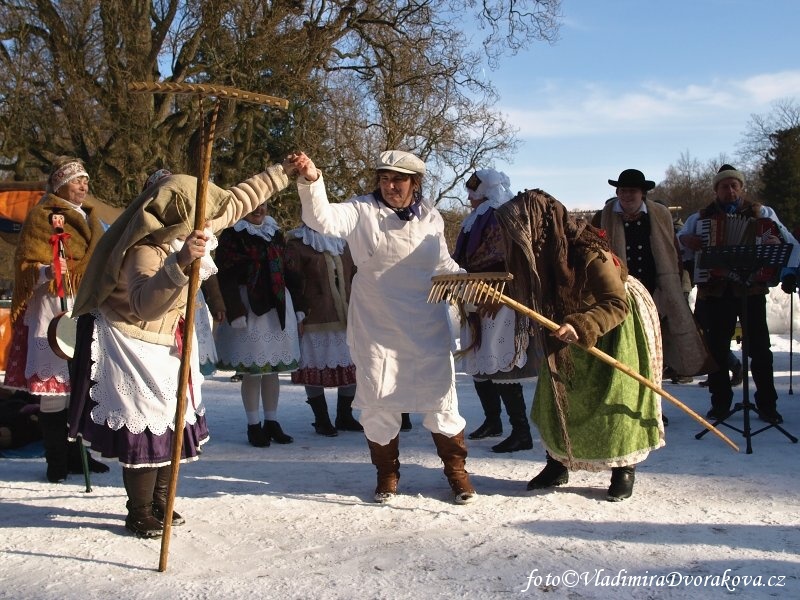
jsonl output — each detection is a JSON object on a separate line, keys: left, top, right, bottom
{"left": 47, "top": 310, "right": 77, "bottom": 361}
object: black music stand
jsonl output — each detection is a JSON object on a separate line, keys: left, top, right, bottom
{"left": 695, "top": 243, "right": 798, "bottom": 453}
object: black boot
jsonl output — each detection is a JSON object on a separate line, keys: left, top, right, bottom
{"left": 265, "top": 420, "right": 293, "bottom": 444}
{"left": 400, "top": 413, "right": 412, "bottom": 432}
{"left": 306, "top": 395, "right": 338, "bottom": 437}
{"left": 335, "top": 394, "right": 363, "bottom": 432}
{"left": 39, "top": 410, "right": 69, "bottom": 483}
{"left": 152, "top": 465, "right": 185, "bottom": 526}
{"left": 247, "top": 423, "right": 270, "bottom": 447}
{"left": 67, "top": 440, "right": 109, "bottom": 474}
{"left": 468, "top": 380, "right": 503, "bottom": 439}
{"left": 607, "top": 466, "right": 636, "bottom": 502}
{"left": 122, "top": 467, "right": 162, "bottom": 538}
{"left": 527, "top": 454, "right": 569, "bottom": 490}
{"left": 491, "top": 383, "right": 533, "bottom": 453}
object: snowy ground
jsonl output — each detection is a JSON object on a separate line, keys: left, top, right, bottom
{"left": 2, "top": 289, "right": 799, "bottom": 599}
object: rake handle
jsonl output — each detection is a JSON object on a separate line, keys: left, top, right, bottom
{"left": 158, "top": 100, "right": 220, "bottom": 573}
{"left": 473, "top": 285, "right": 739, "bottom": 452}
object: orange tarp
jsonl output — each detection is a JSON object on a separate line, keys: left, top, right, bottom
{"left": 0, "top": 189, "right": 45, "bottom": 224}
{"left": 0, "top": 182, "right": 47, "bottom": 225}
{"left": 0, "top": 308, "right": 10, "bottom": 372}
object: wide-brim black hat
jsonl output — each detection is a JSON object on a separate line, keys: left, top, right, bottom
{"left": 608, "top": 169, "right": 655, "bottom": 191}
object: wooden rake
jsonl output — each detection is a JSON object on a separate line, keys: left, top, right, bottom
{"left": 428, "top": 272, "right": 739, "bottom": 452}
{"left": 128, "top": 81, "right": 289, "bottom": 572}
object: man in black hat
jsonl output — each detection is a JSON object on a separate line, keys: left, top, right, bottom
{"left": 592, "top": 169, "right": 710, "bottom": 389}
{"left": 678, "top": 164, "right": 800, "bottom": 424}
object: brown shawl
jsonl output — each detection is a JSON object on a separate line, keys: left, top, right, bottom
{"left": 11, "top": 193, "right": 105, "bottom": 322}
{"left": 495, "top": 189, "right": 618, "bottom": 460}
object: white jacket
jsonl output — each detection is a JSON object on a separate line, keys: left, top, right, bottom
{"left": 298, "top": 176, "right": 461, "bottom": 412}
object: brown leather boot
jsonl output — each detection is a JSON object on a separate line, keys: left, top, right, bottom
{"left": 431, "top": 430, "right": 476, "bottom": 505}
{"left": 122, "top": 467, "right": 162, "bottom": 538}
{"left": 367, "top": 436, "right": 400, "bottom": 503}
{"left": 152, "top": 465, "right": 185, "bottom": 526}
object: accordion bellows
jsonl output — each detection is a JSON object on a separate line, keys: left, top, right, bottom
{"left": 694, "top": 215, "right": 785, "bottom": 285}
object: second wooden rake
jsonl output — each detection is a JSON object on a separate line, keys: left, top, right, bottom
{"left": 428, "top": 272, "right": 739, "bottom": 452}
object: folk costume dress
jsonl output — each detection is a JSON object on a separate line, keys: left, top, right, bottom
{"left": 195, "top": 287, "right": 218, "bottom": 376}
{"left": 214, "top": 217, "right": 301, "bottom": 375}
{"left": 67, "top": 166, "right": 289, "bottom": 467}
{"left": 5, "top": 193, "right": 104, "bottom": 404}
{"left": 496, "top": 190, "right": 665, "bottom": 470}
{"left": 285, "top": 224, "right": 356, "bottom": 388}
{"left": 454, "top": 193, "right": 533, "bottom": 381}
{"left": 297, "top": 176, "right": 464, "bottom": 445}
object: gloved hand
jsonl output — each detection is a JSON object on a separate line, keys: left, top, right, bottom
{"left": 781, "top": 274, "right": 797, "bottom": 294}
{"left": 230, "top": 315, "right": 247, "bottom": 329}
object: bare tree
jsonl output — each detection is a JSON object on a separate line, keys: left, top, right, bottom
{"left": 0, "top": 0, "right": 561, "bottom": 219}
{"left": 737, "top": 97, "right": 800, "bottom": 170}
{"left": 649, "top": 151, "right": 750, "bottom": 221}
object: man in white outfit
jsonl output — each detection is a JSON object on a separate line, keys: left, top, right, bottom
{"left": 290, "top": 150, "right": 476, "bottom": 505}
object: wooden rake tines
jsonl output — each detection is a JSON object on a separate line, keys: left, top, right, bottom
{"left": 127, "top": 81, "right": 289, "bottom": 110}
{"left": 428, "top": 271, "right": 739, "bottom": 452}
{"left": 428, "top": 272, "right": 513, "bottom": 305}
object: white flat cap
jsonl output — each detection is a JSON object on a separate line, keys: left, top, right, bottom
{"left": 376, "top": 150, "right": 426, "bottom": 175}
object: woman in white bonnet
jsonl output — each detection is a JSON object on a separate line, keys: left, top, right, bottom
{"left": 453, "top": 168, "right": 535, "bottom": 454}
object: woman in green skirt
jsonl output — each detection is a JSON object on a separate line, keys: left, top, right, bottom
{"left": 495, "top": 189, "right": 664, "bottom": 502}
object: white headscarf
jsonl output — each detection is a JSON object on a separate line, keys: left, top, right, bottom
{"left": 462, "top": 168, "right": 514, "bottom": 233}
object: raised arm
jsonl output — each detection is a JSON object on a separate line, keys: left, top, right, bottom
{"left": 291, "top": 152, "right": 360, "bottom": 238}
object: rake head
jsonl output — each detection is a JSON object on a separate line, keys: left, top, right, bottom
{"left": 427, "top": 272, "right": 513, "bottom": 305}
{"left": 127, "top": 81, "right": 289, "bottom": 110}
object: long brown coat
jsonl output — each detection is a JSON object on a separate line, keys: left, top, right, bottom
{"left": 593, "top": 199, "right": 712, "bottom": 376}
{"left": 284, "top": 238, "right": 355, "bottom": 333}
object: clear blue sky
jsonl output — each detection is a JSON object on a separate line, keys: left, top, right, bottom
{"left": 482, "top": 0, "right": 800, "bottom": 210}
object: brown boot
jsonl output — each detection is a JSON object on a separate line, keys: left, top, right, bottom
{"left": 431, "top": 430, "right": 476, "bottom": 505}
{"left": 367, "top": 436, "right": 400, "bottom": 503}
{"left": 152, "top": 465, "right": 185, "bottom": 526}
{"left": 122, "top": 467, "right": 162, "bottom": 538}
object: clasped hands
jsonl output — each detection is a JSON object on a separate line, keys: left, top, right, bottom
{"left": 283, "top": 152, "right": 319, "bottom": 182}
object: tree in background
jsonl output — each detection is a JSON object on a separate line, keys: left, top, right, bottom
{"left": 652, "top": 98, "right": 798, "bottom": 223}
{"left": 759, "top": 126, "right": 800, "bottom": 232}
{"left": 648, "top": 151, "right": 751, "bottom": 222}
{"left": 738, "top": 98, "right": 800, "bottom": 170}
{"left": 0, "top": 0, "right": 562, "bottom": 224}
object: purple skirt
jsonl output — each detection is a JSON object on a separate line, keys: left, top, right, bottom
{"left": 67, "top": 314, "right": 210, "bottom": 468}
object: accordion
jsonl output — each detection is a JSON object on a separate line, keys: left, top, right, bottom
{"left": 693, "top": 214, "right": 784, "bottom": 285}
